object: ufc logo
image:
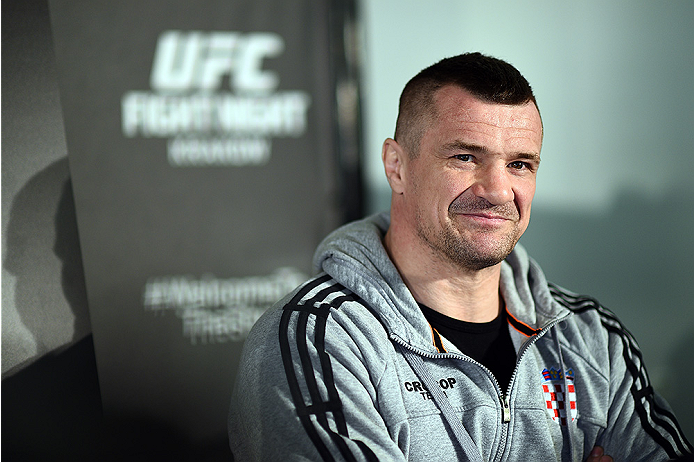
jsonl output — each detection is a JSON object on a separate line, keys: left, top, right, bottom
{"left": 150, "top": 31, "right": 284, "bottom": 93}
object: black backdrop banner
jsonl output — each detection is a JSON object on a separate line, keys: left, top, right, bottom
{"left": 49, "top": 0, "right": 362, "bottom": 448}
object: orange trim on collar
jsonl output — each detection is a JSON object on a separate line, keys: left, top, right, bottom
{"left": 430, "top": 325, "right": 447, "bottom": 353}
{"left": 505, "top": 307, "right": 541, "bottom": 337}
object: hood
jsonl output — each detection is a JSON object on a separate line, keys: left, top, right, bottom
{"left": 313, "top": 212, "right": 570, "bottom": 351}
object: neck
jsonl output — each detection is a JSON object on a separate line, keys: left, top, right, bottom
{"left": 384, "top": 219, "right": 503, "bottom": 323}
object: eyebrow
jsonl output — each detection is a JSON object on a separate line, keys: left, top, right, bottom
{"left": 442, "top": 140, "right": 541, "bottom": 162}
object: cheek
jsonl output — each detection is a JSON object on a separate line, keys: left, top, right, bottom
{"left": 438, "top": 172, "right": 470, "bottom": 201}
{"left": 413, "top": 170, "right": 459, "bottom": 204}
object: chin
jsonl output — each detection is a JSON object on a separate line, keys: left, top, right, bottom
{"left": 441, "top": 238, "right": 516, "bottom": 272}
{"left": 459, "top": 251, "right": 511, "bottom": 271}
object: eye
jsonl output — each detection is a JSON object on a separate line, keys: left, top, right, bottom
{"left": 454, "top": 154, "right": 474, "bottom": 162}
{"left": 508, "top": 161, "right": 529, "bottom": 170}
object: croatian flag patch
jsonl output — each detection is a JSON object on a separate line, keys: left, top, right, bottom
{"left": 541, "top": 367, "right": 577, "bottom": 425}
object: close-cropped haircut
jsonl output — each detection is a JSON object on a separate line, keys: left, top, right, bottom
{"left": 394, "top": 52, "right": 539, "bottom": 157}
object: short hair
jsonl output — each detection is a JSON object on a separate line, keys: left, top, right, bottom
{"left": 394, "top": 52, "right": 539, "bottom": 157}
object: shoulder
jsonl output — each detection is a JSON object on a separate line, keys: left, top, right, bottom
{"left": 242, "top": 273, "right": 392, "bottom": 367}
{"left": 547, "top": 282, "right": 643, "bottom": 369}
{"left": 548, "top": 283, "right": 625, "bottom": 331}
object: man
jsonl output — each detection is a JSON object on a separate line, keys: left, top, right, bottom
{"left": 229, "top": 53, "right": 692, "bottom": 461}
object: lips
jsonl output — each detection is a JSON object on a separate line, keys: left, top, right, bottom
{"left": 462, "top": 212, "right": 510, "bottom": 221}
{"left": 454, "top": 213, "right": 514, "bottom": 230}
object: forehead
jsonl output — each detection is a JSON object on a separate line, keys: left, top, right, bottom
{"left": 429, "top": 85, "right": 543, "bottom": 149}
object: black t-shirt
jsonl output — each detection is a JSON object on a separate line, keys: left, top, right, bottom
{"left": 419, "top": 303, "right": 517, "bottom": 393}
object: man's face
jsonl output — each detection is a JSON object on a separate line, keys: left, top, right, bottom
{"left": 401, "top": 85, "right": 543, "bottom": 271}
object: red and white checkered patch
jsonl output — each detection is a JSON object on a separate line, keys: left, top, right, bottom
{"left": 541, "top": 368, "right": 576, "bottom": 425}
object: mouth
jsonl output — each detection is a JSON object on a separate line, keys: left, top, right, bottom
{"left": 453, "top": 211, "right": 515, "bottom": 227}
{"left": 463, "top": 211, "right": 509, "bottom": 220}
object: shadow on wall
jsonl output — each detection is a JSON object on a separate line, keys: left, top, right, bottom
{"left": 2, "top": 157, "right": 100, "bottom": 458}
{"left": 1, "top": 157, "right": 234, "bottom": 460}
{"left": 3, "top": 157, "right": 91, "bottom": 373}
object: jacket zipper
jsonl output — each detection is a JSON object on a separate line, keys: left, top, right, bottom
{"left": 391, "top": 315, "right": 568, "bottom": 461}
{"left": 390, "top": 335, "right": 511, "bottom": 426}
{"left": 501, "top": 395, "right": 511, "bottom": 423}
{"left": 391, "top": 334, "right": 515, "bottom": 421}
{"left": 491, "top": 317, "right": 567, "bottom": 461}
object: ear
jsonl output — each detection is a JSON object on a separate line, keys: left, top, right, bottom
{"left": 382, "top": 138, "right": 407, "bottom": 195}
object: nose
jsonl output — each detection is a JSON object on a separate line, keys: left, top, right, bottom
{"left": 470, "top": 164, "right": 514, "bottom": 205}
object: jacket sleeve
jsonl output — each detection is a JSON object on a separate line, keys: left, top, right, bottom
{"left": 595, "top": 313, "right": 693, "bottom": 461}
{"left": 228, "top": 298, "right": 407, "bottom": 461}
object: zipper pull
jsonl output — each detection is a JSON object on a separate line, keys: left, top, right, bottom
{"left": 501, "top": 395, "right": 511, "bottom": 423}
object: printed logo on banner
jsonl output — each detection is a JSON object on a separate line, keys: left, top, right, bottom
{"left": 121, "top": 31, "right": 312, "bottom": 167}
{"left": 143, "top": 267, "right": 307, "bottom": 344}
{"left": 541, "top": 367, "right": 577, "bottom": 425}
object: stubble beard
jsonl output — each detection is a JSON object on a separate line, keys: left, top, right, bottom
{"left": 415, "top": 197, "right": 523, "bottom": 272}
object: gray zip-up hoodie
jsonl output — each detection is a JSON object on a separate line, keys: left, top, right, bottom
{"left": 229, "top": 212, "right": 692, "bottom": 461}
